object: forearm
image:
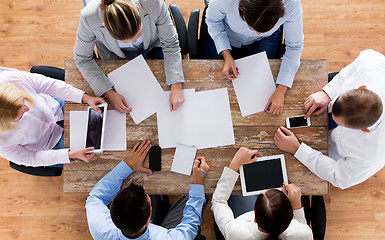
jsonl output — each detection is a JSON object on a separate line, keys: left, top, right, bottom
{"left": 168, "top": 185, "right": 205, "bottom": 239}
{"left": 1, "top": 147, "right": 70, "bottom": 167}
{"left": 88, "top": 161, "right": 133, "bottom": 205}
{"left": 294, "top": 143, "right": 349, "bottom": 189}
{"left": 211, "top": 167, "right": 239, "bottom": 235}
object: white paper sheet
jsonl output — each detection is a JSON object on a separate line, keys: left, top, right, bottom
{"left": 70, "top": 110, "right": 126, "bottom": 151}
{"left": 190, "top": 88, "right": 235, "bottom": 149}
{"left": 171, "top": 143, "right": 197, "bottom": 176}
{"left": 107, "top": 55, "right": 167, "bottom": 124}
{"left": 232, "top": 51, "right": 276, "bottom": 117}
{"left": 157, "top": 89, "right": 196, "bottom": 148}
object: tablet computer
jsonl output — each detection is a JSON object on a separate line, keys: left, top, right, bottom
{"left": 239, "top": 154, "right": 288, "bottom": 196}
{"left": 84, "top": 103, "right": 108, "bottom": 154}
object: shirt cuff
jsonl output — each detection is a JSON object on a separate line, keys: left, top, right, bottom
{"left": 276, "top": 70, "right": 295, "bottom": 88}
{"left": 293, "top": 207, "right": 306, "bottom": 221}
{"left": 58, "top": 149, "right": 71, "bottom": 164}
{"left": 223, "top": 166, "right": 240, "bottom": 180}
{"left": 168, "top": 81, "right": 184, "bottom": 86}
{"left": 116, "top": 161, "right": 134, "bottom": 179}
{"left": 189, "top": 184, "right": 205, "bottom": 198}
{"left": 323, "top": 81, "right": 338, "bottom": 100}
{"left": 294, "top": 142, "right": 313, "bottom": 164}
{"left": 213, "top": 38, "right": 231, "bottom": 55}
{"left": 68, "top": 89, "right": 85, "bottom": 104}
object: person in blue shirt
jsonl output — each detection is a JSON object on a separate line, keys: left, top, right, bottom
{"left": 206, "top": 0, "right": 304, "bottom": 115}
{"left": 85, "top": 140, "right": 209, "bottom": 240}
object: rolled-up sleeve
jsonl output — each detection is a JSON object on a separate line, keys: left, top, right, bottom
{"left": 206, "top": 1, "right": 232, "bottom": 54}
{"left": 276, "top": 1, "right": 304, "bottom": 88}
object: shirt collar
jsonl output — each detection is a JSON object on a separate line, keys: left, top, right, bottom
{"left": 118, "top": 227, "right": 149, "bottom": 240}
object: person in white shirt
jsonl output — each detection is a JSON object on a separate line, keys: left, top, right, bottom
{"left": 274, "top": 49, "right": 385, "bottom": 189}
{"left": 212, "top": 147, "right": 313, "bottom": 240}
{"left": 0, "top": 70, "right": 105, "bottom": 167}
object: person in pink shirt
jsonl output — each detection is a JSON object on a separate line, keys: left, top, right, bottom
{"left": 0, "top": 69, "right": 105, "bottom": 167}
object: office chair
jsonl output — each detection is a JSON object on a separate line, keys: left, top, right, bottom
{"left": 169, "top": 4, "right": 189, "bottom": 56}
{"left": 8, "top": 65, "right": 65, "bottom": 177}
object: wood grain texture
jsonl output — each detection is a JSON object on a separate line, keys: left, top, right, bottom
{"left": 63, "top": 59, "right": 329, "bottom": 194}
{"left": 1, "top": 0, "right": 385, "bottom": 239}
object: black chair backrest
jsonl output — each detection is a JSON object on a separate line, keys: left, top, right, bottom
{"left": 169, "top": 4, "right": 188, "bottom": 55}
{"left": 187, "top": 9, "right": 201, "bottom": 59}
{"left": 30, "top": 65, "right": 65, "bottom": 81}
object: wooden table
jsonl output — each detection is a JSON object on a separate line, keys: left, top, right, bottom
{"left": 63, "top": 59, "right": 329, "bottom": 195}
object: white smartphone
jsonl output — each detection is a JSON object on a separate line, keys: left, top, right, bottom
{"left": 84, "top": 103, "right": 108, "bottom": 153}
{"left": 286, "top": 115, "right": 311, "bottom": 129}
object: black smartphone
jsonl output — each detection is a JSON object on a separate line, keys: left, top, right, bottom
{"left": 149, "top": 146, "right": 161, "bottom": 171}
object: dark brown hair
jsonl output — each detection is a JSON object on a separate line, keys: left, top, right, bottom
{"left": 254, "top": 189, "right": 293, "bottom": 240}
{"left": 332, "top": 88, "right": 383, "bottom": 129}
{"left": 238, "top": 0, "right": 285, "bottom": 33}
{"left": 110, "top": 183, "right": 151, "bottom": 234}
{"left": 100, "top": 0, "right": 141, "bottom": 40}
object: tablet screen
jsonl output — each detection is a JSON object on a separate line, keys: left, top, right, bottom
{"left": 85, "top": 106, "right": 105, "bottom": 149}
{"left": 243, "top": 158, "right": 284, "bottom": 192}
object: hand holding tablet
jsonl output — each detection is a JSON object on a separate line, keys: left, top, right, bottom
{"left": 228, "top": 147, "right": 259, "bottom": 172}
{"left": 282, "top": 182, "right": 303, "bottom": 210}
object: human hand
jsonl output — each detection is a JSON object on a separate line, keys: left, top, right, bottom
{"left": 68, "top": 147, "right": 95, "bottom": 163}
{"left": 264, "top": 85, "right": 287, "bottom": 115}
{"left": 274, "top": 126, "right": 301, "bottom": 155}
{"left": 192, "top": 157, "right": 209, "bottom": 185}
{"left": 282, "top": 182, "right": 302, "bottom": 210}
{"left": 125, "top": 140, "right": 152, "bottom": 174}
{"left": 103, "top": 90, "right": 132, "bottom": 113}
{"left": 228, "top": 147, "right": 258, "bottom": 172}
{"left": 304, "top": 90, "right": 331, "bottom": 119}
{"left": 82, "top": 94, "right": 106, "bottom": 113}
{"left": 169, "top": 83, "right": 185, "bottom": 111}
{"left": 222, "top": 50, "right": 239, "bottom": 80}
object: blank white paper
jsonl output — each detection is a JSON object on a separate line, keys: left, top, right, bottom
{"left": 189, "top": 88, "right": 235, "bottom": 149}
{"left": 232, "top": 51, "right": 276, "bottom": 117}
{"left": 157, "top": 89, "right": 196, "bottom": 148}
{"left": 70, "top": 110, "right": 126, "bottom": 151}
{"left": 171, "top": 143, "right": 197, "bottom": 176}
{"left": 107, "top": 55, "right": 167, "bottom": 124}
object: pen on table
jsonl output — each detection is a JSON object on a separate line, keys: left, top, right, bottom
{"left": 219, "top": 74, "right": 235, "bottom": 79}
{"left": 198, "top": 160, "right": 206, "bottom": 174}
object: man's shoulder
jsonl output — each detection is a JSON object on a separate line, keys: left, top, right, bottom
{"left": 147, "top": 223, "right": 168, "bottom": 238}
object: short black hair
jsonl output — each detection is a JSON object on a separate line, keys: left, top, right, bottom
{"left": 239, "top": 0, "right": 285, "bottom": 33}
{"left": 332, "top": 88, "right": 383, "bottom": 129}
{"left": 110, "top": 183, "right": 151, "bottom": 234}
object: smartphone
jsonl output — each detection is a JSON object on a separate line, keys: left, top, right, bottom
{"left": 149, "top": 146, "right": 161, "bottom": 171}
{"left": 84, "top": 103, "right": 108, "bottom": 153}
{"left": 286, "top": 115, "right": 311, "bottom": 129}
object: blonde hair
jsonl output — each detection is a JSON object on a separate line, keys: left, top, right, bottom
{"left": 101, "top": 0, "right": 141, "bottom": 40}
{"left": 0, "top": 83, "right": 35, "bottom": 133}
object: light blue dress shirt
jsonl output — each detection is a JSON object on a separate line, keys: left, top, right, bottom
{"left": 86, "top": 161, "right": 205, "bottom": 240}
{"left": 206, "top": 0, "right": 304, "bottom": 88}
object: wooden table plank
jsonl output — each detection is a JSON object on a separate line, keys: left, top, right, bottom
{"left": 63, "top": 59, "right": 329, "bottom": 195}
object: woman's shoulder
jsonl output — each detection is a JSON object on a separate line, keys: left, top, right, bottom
{"left": 283, "top": 218, "right": 313, "bottom": 239}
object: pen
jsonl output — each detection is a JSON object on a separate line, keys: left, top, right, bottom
{"left": 198, "top": 160, "right": 206, "bottom": 174}
{"left": 219, "top": 74, "right": 235, "bottom": 79}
